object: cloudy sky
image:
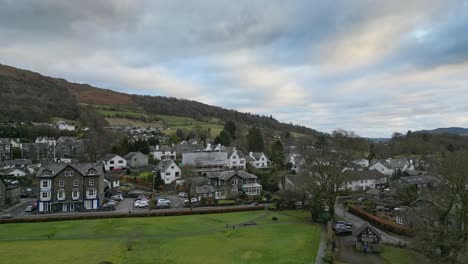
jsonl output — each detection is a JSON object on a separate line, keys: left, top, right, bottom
{"left": 1, "top": 0, "right": 468, "bottom": 137}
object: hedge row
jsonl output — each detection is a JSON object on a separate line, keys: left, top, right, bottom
{"left": 348, "top": 205, "right": 415, "bottom": 237}
{"left": 0, "top": 206, "right": 264, "bottom": 224}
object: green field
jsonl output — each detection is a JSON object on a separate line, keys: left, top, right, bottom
{"left": 88, "top": 104, "right": 224, "bottom": 137}
{"left": 0, "top": 210, "right": 321, "bottom": 264}
{"left": 381, "top": 246, "right": 430, "bottom": 264}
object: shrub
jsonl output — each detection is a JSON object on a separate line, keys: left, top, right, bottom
{"left": 316, "top": 212, "right": 331, "bottom": 223}
{"left": 272, "top": 216, "right": 278, "bottom": 221}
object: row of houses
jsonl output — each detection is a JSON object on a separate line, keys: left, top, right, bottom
{"left": 153, "top": 142, "right": 269, "bottom": 170}
{"left": 0, "top": 177, "right": 20, "bottom": 211}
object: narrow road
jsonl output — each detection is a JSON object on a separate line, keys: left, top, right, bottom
{"left": 335, "top": 203, "right": 408, "bottom": 245}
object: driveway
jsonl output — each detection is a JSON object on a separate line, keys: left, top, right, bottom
{"left": 335, "top": 203, "right": 408, "bottom": 245}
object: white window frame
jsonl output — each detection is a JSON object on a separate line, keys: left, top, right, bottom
{"left": 59, "top": 181, "right": 64, "bottom": 187}
{"left": 73, "top": 180, "right": 79, "bottom": 187}
{"left": 89, "top": 179, "right": 95, "bottom": 186}
{"left": 41, "top": 180, "right": 50, "bottom": 188}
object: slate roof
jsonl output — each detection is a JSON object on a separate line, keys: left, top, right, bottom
{"left": 155, "top": 160, "right": 178, "bottom": 172}
{"left": 182, "top": 151, "right": 228, "bottom": 166}
{"left": 356, "top": 222, "right": 382, "bottom": 240}
{"left": 342, "top": 170, "right": 387, "bottom": 182}
{"left": 0, "top": 168, "right": 25, "bottom": 175}
{"left": 205, "top": 170, "right": 257, "bottom": 181}
{"left": 37, "top": 162, "right": 103, "bottom": 178}
{"left": 286, "top": 174, "right": 307, "bottom": 187}
{"left": 195, "top": 185, "right": 215, "bottom": 194}
{"left": 399, "top": 175, "right": 438, "bottom": 185}
{"left": 101, "top": 154, "right": 120, "bottom": 162}
{"left": 124, "top": 152, "right": 140, "bottom": 159}
{"left": 0, "top": 138, "right": 10, "bottom": 145}
{"left": 104, "top": 175, "right": 119, "bottom": 182}
{"left": 0, "top": 159, "right": 32, "bottom": 167}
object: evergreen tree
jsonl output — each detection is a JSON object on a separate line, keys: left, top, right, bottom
{"left": 270, "top": 140, "right": 284, "bottom": 168}
{"left": 367, "top": 143, "right": 376, "bottom": 162}
{"left": 247, "top": 127, "right": 264, "bottom": 152}
{"left": 224, "top": 121, "right": 237, "bottom": 140}
{"left": 214, "top": 130, "right": 232, "bottom": 146}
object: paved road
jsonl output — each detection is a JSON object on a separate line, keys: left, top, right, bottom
{"left": 1, "top": 198, "right": 36, "bottom": 217}
{"left": 335, "top": 203, "right": 408, "bottom": 245}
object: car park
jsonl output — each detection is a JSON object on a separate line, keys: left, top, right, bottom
{"left": 25, "top": 205, "right": 34, "bottom": 212}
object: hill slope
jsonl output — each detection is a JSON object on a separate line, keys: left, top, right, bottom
{"left": 418, "top": 127, "right": 468, "bottom": 136}
{"left": 0, "top": 64, "right": 321, "bottom": 137}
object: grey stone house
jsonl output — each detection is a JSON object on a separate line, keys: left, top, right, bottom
{"left": 0, "top": 138, "right": 11, "bottom": 161}
{"left": 204, "top": 170, "right": 262, "bottom": 199}
{"left": 0, "top": 177, "right": 7, "bottom": 210}
{"left": 36, "top": 163, "right": 104, "bottom": 213}
{"left": 124, "top": 152, "right": 149, "bottom": 168}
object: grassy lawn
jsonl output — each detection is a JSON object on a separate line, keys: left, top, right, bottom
{"left": 381, "top": 246, "right": 429, "bottom": 264}
{"left": 0, "top": 211, "right": 321, "bottom": 264}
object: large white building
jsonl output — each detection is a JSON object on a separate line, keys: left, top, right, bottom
{"left": 341, "top": 170, "right": 388, "bottom": 191}
{"left": 56, "top": 121, "right": 76, "bottom": 131}
{"left": 369, "top": 158, "right": 415, "bottom": 176}
{"left": 224, "top": 147, "right": 246, "bottom": 170}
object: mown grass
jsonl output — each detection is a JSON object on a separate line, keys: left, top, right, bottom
{"left": 381, "top": 246, "right": 430, "bottom": 264}
{"left": 0, "top": 211, "right": 321, "bottom": 264}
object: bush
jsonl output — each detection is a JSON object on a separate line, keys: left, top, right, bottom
{"left": 316, "top": 212, "right": 331, "bottom": 223}
{"left": 272, "top": 216, "right": 278, "bottom": 221}
{"left": 322, "top": 248, "right": 334, "bottom": 264}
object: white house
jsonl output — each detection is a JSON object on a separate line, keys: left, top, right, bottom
{"left": 101, "top": 154, "right": 127, "bottom": 171}
{"left": 104, "top": 175, "right": 120, "bottom": 188}
{"left": 35, "top": 137, "right": 57, "bottom": 147}
{"left": 0, "top": 168, "right": 26, "bottom": 177}
{"left": 224, "top": 147, "right": 246, "bottom": 169}
{"left": 153, "top": 160, "right": 181, "bottom": 184}
{"left": 205, "top": 143, "right": 223, "bottom": 152}
{"left": 246, "top": 152, "right": 269, "bottom": 169}
{"left": 153, "top": 145, "right": 177, "bottom": 161}
{"left": 341, "top": 170, "right": 388, "bottom": 191}
{"left": 182, "top": 151, "right": 228, "bottom": 170}
{"left": 369, "top": 158, "right": 415, "bottom": 176}
{"left": 56, "top": 120, "right": 76, "bottom": 131}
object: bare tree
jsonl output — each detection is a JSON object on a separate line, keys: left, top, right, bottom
{"left": 180, "top": 165, "right": 198, "bottom": 209}
{"left": 302, "top": 148, "right": 349, "bottom": 219}
{"left": 413, "top": 152, "right": 468, "bottom": 263}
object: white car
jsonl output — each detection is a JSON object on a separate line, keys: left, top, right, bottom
{"left": 191, "top": 197, "right": 198, "bottom": 203}
{"left": 134, "top": 200, "right": 149, "bottom": 208}
{"left": 157, "top": 199, "right": 171, "bottom": 206}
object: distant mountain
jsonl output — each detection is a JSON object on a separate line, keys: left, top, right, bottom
{"left": 366, "top": 137, "right": 391, "bottom": 143}
{"left": 0, "top": 63, "right": 321, "bottom": 138}
{"left": 417, "top": 127, "right": 468, "bottom": 136}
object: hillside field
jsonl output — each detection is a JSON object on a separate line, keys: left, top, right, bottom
{"left": 0, "top": 210, "right": 321, "bottom": 264}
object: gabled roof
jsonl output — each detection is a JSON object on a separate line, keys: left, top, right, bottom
{"left": 0, "top": 159, "right": 32, "bottom": 167}
{"left": 355, "top": 222, "right": 381, "bottom": 240}
{"left": 104, "top": 175, "right": 119, "bottom": 182}
{"left": 286, "top": 174, "right": 307, "bottom": 187}
{"left": 342, "top": 170, "right": 387, "bottom": 182}
{"left": 0, "top": 168, "right": 25, "bottom": 175}
{"left": 195, "top": 185, "right": 214, "bottom": 194}
{"left": 101, "top": 154, "right": 121, "bottom": 162}
{"left": 155, "top": 160, "right": 179, "bottom": 172}
{"left": 36, "top": 162, "right": 103, "bottom": 178}
{"left": 0, "top": 138, "right": 10, "bottom": 145}
{"left": 124, "top": 152, "right": 148, "bottom": 160}
{"left": 205, "top": 170, "right": 257, "bottom": 181}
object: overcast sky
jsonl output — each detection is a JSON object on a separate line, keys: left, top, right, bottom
{"left": 1, "top": 0, "right": 467, "bottom": 137}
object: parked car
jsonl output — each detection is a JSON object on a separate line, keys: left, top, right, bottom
{"left": 178, "top": 192, "right": 188, "bottom": 198}
{"left": 183, "top": 199, "right": 189, "bottom": 204}
{"left": 25, "top": 206, "right": 34, "bottom": 212}
{"left": 190, "top": 197, "right": 198, "bottom": 203}
{"left": 111, "top": 194, "right": 124, "bottom": 201}
{"left": 249, "top": 203, "right": 261, "bottom": 207}
{"left": 333, "top": 221, "right": 352, "bottom": 230}
{"left": 157, "top": 198, "right": 171, "bottom": 206}
{"left": 101, "top": 203, "right": 116, "bottom": 211}
{"left": 335, "top": 227, "right": 353, "bottom": 236}
{"left": 0, "top": 214, "right": 13, "bottom": 219}
{"left": 134, "top": 200, "right": 149, "bottom": 208}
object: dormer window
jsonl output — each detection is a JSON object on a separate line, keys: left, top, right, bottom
{"left": 87, "top": 169, "right": 97, "bottom": 175}
{"left": 42, "top": 170, "right": 51, "bottom": 176}
{"left": 65, "top": 171, "right": 74, "bottom": 177}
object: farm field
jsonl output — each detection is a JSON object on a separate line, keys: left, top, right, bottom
{"left": 89, "top": 104, "right": 224, "bottom": 136}
{"left": 0, "top": 210, "right": 321, "bottom": 264}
